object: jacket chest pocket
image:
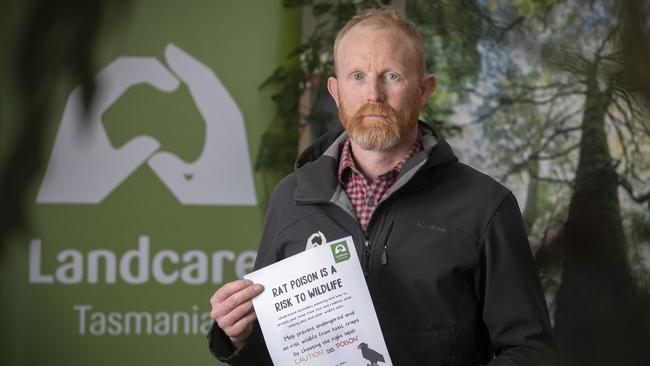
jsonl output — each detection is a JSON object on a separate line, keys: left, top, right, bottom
{"left": 376, "top": 215, "right": 477, "bottom": 332}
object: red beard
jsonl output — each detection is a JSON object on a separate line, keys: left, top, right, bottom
{"left": 339, "top": 100, "right": 420, "bottom": 151}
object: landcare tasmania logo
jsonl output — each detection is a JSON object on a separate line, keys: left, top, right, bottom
{"left": 330, "top": 241, "right": 351, "bottom": 263}
{"left": 37, "top": 43, "right": 256, "bottom": 206}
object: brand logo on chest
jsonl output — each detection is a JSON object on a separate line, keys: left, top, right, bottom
{"left": 305, "top": 231, "right": 327, "bottom": 250}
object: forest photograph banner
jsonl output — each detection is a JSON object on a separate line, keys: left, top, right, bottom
{"left": 262, "top": 1, "right": 650, "bottom": 366}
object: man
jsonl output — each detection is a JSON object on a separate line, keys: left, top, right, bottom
{"left": 208, "top": 8, "right": 556, "bottom": 366}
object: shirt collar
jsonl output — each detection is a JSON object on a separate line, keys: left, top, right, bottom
{"left": 337, "top": 134, "right": 422, "bottom": 184}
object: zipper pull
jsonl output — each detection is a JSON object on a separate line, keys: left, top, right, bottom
{"left": 363, "top": 239, "right": 371, "bottom": 254}
{"left": 381, "top": 244, "right": 388, "bottom": 265}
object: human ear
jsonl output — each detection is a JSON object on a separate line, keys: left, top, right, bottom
{"left": 418, "top": 74, "right": 436, "bottom": 107}
{"left": 327, "top": 76, "right": 340, "bottom": 107}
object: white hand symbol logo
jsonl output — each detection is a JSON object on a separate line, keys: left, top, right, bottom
{"left": 37, "top": 44, "right": 256, "bottom": 206}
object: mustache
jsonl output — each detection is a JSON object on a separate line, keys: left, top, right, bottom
{"left": 354, "top": 102, "right": 398, "bottom": 120}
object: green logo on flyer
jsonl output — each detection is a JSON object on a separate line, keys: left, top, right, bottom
{"left": 330, "top": 241, "right": 350, "bottom": 263}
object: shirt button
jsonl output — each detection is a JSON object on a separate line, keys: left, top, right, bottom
{"left": 365, "top": 199, "right": 376, "bottom": 207}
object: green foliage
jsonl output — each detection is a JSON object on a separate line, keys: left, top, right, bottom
{"left": 407, "top": 0, "right": 482, "bottom": 135}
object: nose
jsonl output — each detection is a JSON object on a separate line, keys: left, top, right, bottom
{"left": 366, "top": 76, "right": 385, "bottom": 103}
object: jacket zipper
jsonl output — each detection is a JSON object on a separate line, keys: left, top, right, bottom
{"left": 362, "top": 204, "right": 393, "bottom": 276}
{"left": 362, "top": 238, "right": 372, "bottom": 276}
{"left": 357, "top": 202, "right": 393, "bottom": 276}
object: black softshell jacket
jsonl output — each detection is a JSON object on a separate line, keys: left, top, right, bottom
{"left": 209, "top": 123, "right": 556, "bottom": 366}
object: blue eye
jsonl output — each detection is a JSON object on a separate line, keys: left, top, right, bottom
{"left": 352, "top": 73, "right": 363, "bottom": 80}
{"left": 385, "top": 73, "right": 398, "bottom": 81}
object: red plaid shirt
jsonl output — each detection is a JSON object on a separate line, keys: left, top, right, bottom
{"left": 338, "top": 138, "right": 421, "bottom": 231}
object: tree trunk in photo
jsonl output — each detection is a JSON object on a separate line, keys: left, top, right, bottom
{"left": 553, "top": 63, "right": 644, "bottom": 366}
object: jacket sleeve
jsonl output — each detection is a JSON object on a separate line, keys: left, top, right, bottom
{"left": 480, "top": 193, "right": 558, "bottom": 366}
{"left": 207, "top": 182, "right": 287, "bottom": 365}
{"left": 207, "top": 320, "right": 272, "bottom": 365}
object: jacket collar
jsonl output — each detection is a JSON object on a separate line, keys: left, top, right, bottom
{"left": 293, "top": 122, "right": 458, "bottom": 204}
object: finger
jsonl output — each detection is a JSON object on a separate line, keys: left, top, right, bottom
{"left": 212, "top": 279, "right": 254, "bottom": 303}
{"left": 211, "top": 282, "right": 263, "bottom": 317}
{"left": 216, "top": 297, "right": 255, "bottom": 328}
{"left": 224, "top": 309, "right": 258, "bottom": 340}
{"left": 218, "top": 283, "right": 263, "bottom": 317}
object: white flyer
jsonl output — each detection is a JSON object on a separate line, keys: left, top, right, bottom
{"left": 245, "top": 236, "right": 393, "bottom": 366}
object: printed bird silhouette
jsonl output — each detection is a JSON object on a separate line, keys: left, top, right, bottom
{"left": 358, "top": 342, "right": 385, "bottom": 365}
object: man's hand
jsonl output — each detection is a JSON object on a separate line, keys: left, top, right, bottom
{"left": 210, "top": 279, "right": 264, "bottom": 350}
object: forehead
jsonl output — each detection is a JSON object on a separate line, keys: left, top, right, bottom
{"left": 335, "top": 24, "right": 418, "bottom": 72}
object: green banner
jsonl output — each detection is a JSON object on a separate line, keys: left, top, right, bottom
{"left": 1, "top": 1, "right": 299, "bottom": 365}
